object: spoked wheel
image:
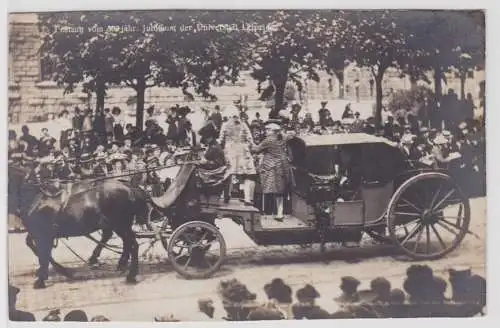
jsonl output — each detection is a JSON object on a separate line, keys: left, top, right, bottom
{"left": 387, "top": 172, "right": 471, "bottom": 260}
{"left": 167, "top": 221, "right": 226, "bottom": 279}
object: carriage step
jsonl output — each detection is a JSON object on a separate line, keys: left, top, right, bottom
{"left": 259, "top": 215, "right": 313, "bottom": 230}
{"left": 202, "top": 199, "right": 260, "bottom": 213}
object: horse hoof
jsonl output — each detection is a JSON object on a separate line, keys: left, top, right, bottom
{"left": 33, "top": 279, "right": 46, "bottom": 289}
{"left": 90, "top": 262, "right": 101, "bottom": 269}
{"left": 117, "top": 265, "right": 128, "bottom": 272}
{"left": 126, "top": 276, "right": 138, "bottom": 284}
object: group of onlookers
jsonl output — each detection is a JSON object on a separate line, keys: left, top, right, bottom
{"left": 10, "top": 264, "right": 485, "bottom": 321}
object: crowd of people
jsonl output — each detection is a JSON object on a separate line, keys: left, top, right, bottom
{"left": 8, "top": 97, "right": 486, "bottom": 215}
{"left": 9, "top": 264, "right": 486, "bottom": 321}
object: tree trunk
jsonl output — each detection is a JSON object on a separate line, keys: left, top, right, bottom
{"left": 460, "top": 73, "right": 467, "bottom": 100}
{"left": 374, "top": 74, "right": 384, "bottom": 130}
{"left": 433, "top": 63, "right": 443, "bottom": 129}
{"left": 135, "top": 77, "right": 146, "bottom": 131}
{"left": 270, "top": 77, "right": 287, "bottom": 119}
{"left": 410, "top": 74, "right": 418, "bottom": 90}
{"left": 95, "top": 79, "right": 105, "bottom": 111}
{"left": 335, "top": 71, "right": 345, "bottom": 99}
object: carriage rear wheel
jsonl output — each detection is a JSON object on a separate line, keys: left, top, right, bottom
{"left": 387, "top": 172, "right": 471, "bottom": 260}
{"left": 167, "top": 221, "right": 226, "bottom": 279}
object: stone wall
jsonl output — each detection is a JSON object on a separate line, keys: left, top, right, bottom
{"left": 8, "top": 13, "right": 485, "bottom": 125}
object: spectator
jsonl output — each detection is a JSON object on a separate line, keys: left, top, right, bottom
{"left": 341, "top": 103, "right": 354, "bottom": 119}
{"left": 210, "top": 105, "right": 223, "bottom": 131}
{"left": 39, "top": 127, "right": 56, "bottom": 156}
{"left": 104, "top": 108, "right": 115, "bottom": 137}
{"left": 301, "top": 113, "right": 315, "bottom": 131}
{"left": 63, "top": 309, "right": 88, "bottom": 321}
{"left": 124, "top": 123, "right": 139, "bottom": 143}
{"left": 72, "top": 106, "right": 83, "bottom": 131}
{"left": 250, "top": 112, "right": 264, "bottom": 128}
{"left": 19, "top": 125, "right": 39, "bottom": 156}
{"left": 178, "top": 120, "right": 197, "bottom": 147}
{"left": 9, "top": 285, "right": 36, "bottom": 321}
{"left": 112, "top": 106, "right": 125, "bottom": 141}
{"left": 351, "top": 112, "right": 364, "bottom": 132}
{"left": 91, "top": 315, "right": 110, "bottom": 322}
{"left": 462, "top": 93, "right": 475, "bottom": 121}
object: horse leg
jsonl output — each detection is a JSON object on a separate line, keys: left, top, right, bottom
{"left": 116, "top": 232, "right": 131, "bottom": 272}
{"left": 26, "top": 233, "right": 73, "bottom": 279}
{"left": 88, "top": 229, "right": 113, "bottom": 266}
{"left": 32, "top": 235, "right": 53, "bottom": 289}
{"left": 126, "top": 231, "right": 139, "bottom": 284}
{"left": 116, "top": 229, "right": 139, "bottom": 284}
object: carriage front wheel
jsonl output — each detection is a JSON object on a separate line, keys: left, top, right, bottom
{"left": 387, "top": 172, "right": 471, "bottom": 260}
{"left": 167, "top": 221, "right": 226, "bottom": 279}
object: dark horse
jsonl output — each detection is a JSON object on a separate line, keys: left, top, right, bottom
{"left": 8, "top": 165, "right": 149, "bottom": 289}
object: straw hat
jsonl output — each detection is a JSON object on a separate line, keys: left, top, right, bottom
{"left": 433, "top": 134, "right": 448, "bottom": 145}
{"left": 401, "top": 134, "right": 414, "bottom": 144}
{"left": 265, "top": 123, "right": 282, "bottom": 131}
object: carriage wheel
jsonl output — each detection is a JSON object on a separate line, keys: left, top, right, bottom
{"left": 387, "top": 172, "right": 470, "bottom": 260}
{"left": 145, "top": 206, "right": 173, "bottom": 249}
{"left": 167, "top": 221, "right": 226, "bottom": 279}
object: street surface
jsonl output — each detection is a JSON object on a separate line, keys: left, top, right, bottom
{"left": 8, "top": 197, "right": 485, "bottom": 321}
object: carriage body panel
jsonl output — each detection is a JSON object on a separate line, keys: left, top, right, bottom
{"left": 286, "top": 133, "right": 405, "bottom": 228}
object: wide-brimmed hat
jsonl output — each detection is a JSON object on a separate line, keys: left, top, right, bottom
{"left": 321, "top": 101, "right": 328, "bottom": 105}
{"left": 109, "top": 153, "right": 128, "bottom": 163}
{"left": 434, "top": 134, "right": 448, "bottom": 145}
{"left": 442, "top": 130, "right": 451, "bottom": 137}
{"left": 401, "top": 134, "right": 414, "bottom": 144}
{"left": 458, "top": 122, "right": 468, "bottom": 130}
{"left": 420, "top": 127, "right": 429, "bottom": 133}
{"left": 265, "top": 123, "right": 282, "bottom": 131}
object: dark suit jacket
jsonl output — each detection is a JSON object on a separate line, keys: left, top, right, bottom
{"left": 177, "top": 129, "right": 197, "bottom": 147}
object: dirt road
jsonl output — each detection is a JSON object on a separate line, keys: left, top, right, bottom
{"left": 8, "top": 197, "right": 486, "bottom": 321}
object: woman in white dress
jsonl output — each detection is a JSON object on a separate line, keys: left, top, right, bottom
{"left": 218, "top": 107, "right": 256, "bottom": 205}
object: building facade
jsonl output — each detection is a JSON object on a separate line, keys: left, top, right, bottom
{"left": 8, "top": 13, "right": 485, "bottom": 124}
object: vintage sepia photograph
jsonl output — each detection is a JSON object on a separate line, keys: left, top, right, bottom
{"left": 6, "top": 8, "right": 486, "bottom": 322}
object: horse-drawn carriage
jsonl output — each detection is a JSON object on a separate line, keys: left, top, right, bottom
{"left": 140, "top": 132, "right": 471, "bottom": 279}
{"left": 8, "top": 133, "right": 472, "bottom": 287}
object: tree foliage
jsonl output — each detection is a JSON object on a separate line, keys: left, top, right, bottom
{"left": 39, "top": 11, "right": 250, "bottom": 129}
{"left": 38, "top": 10, "right": 485, "bottom": 127}
{"left": 345, "top": 10, "right": 410, "bottom": 127}
{"left": 248, "top": 10, "right": 345, "bottom": 117}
